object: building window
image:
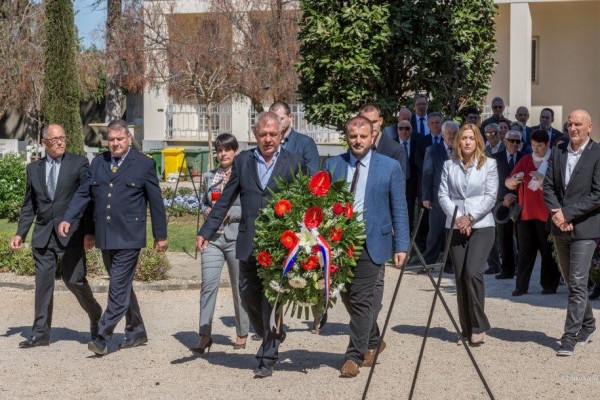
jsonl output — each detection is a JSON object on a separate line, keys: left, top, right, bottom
{"left": 532, "top": 36, "right": 539, "bottom": 84}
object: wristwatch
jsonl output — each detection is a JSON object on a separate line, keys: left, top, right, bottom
{"left": 467, "top": 213, "right": 475, "bottom": 223}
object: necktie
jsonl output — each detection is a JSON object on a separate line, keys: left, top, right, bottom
{"left": 433, "top": 136, "right": 438, "bottom": 145}
{"left": 112, "top": 157, "right": 120, "bottom": 173}
{"left": 47, "top": 159, "right": 57, "bottom": 200}
{"left": 350, "top": 161, "right": 361, "bottom": 194}
{"left": 403, "top": 141, "right": 410, "bottom": 178}
{"left": 508, "top": 154, "right": 515, "bottom": 171}
{"left": 447, "top": 147, "right": 452, "bottom": 158}
{"left": 419, "top": 117, "right": 425, "bottom": 135}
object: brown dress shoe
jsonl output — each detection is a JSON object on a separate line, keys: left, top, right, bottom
{"left": 470, "top": 332, "right": 485, "bottom": 345}
{"left": 340, "top": 360, "right": 360, "bottom": 378}
{"left": 362, "top": 340, "right": 387, "bottom": 367}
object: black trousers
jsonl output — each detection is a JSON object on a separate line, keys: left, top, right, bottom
{"left": 423, "top": 204, "right": 447, "bottom": 265}
{"left": 553, "top": 235, "right": 596, "bottom": 341}
{"left": 239, "top": 259, "right": 282, "bottom": 367}
{"left": 31, "top": 232, "right": 102, "bottom": 340}
{"left": 449, "top": 227, "right": 495, "bottom": 336}
{"left": 98, "top": 249, "right": 145, "bottom": 341}
{"left": 498, "top": 221, "right": 517, "bottom": 276}
{"left": 341, "top": 250, "right": 381, "bottom": 365}
{"left": 415, "top": 205, "right": 430, "bottom": 253}
{"left": 515, "top": 219, "right": 561, "bottom": 292}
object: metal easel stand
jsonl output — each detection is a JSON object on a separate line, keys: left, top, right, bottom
{"left": 362, "top": 207, "right": 495, "bottom": 400}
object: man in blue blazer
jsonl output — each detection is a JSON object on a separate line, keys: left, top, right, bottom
{"left": 422, "top": 120, "right": 459, "bottom": 271}
{"left": 59, "top": 119, "right": 168, "bottom": 356}
{"left": 269, "top": 101, "right": 320, "bottom": 175}
{"left": 323, "top": 116, "right": 409, "bottom": 378}
{"left": 197, "top": 112, "right": 306, "bottom": 378}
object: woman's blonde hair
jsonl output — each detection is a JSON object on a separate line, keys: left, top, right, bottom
{"left": 452, "top": 123, "right": 487, "bottom": 169}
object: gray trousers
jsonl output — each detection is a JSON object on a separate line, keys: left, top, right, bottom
{"left": 553, "top": 235, "right": 596, "bottom": 341}
{"left": 199, "top": 234, "right": 249, "bottom": 337}
{"left": 450, "top": 227, "right": 495, "bottom": 336}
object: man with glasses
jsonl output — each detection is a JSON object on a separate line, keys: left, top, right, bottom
{"left": 410, "top": 94, "right": 429, "bottom": 136}
{"left": 491, "top": 130, "right": 524, "bottom": 280}
{"left": 484, "top": 123, "right": 505, "bottom": 156}
{"left": 11, "top": 124, "right": 102, "bottom": 348}
{"left": 481, "top": 97, "right": 511, "bottom": 133}
{"left": 383, "top": 106, "right": 412, "bottom": 141}
{"left": 531, "top": 107, "right": 565, "bottom": 147}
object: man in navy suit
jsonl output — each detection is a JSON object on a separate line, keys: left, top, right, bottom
{"left": 269, "top": 101, "right": 320, "bottom": 175}
{"left": 323, "top": 116, "right": 409, "bottom": 378}
{"left": 396, "top": 119, "right": 419, "bottom": 234}
{"left": 197, "top": 112, "right": 305, "bottom": 378}
{"left": 11, "top": 124, "right": 102, "bottom": 348}
{"left": 544, "top": 109, "right": 600, "bottom": 356}
{"left": 382, "top": 106, "right": 412, "bottom": 141}
{"left": 491, "top": 130, "right": 523, "bottom": 280}
{"left": 514, "top": 106, "right": 533, "bottom": 151}
{"left": 422, "top": 120, "right": 459, "bottom": 271}
{"left": 58, "top": 119, "right": 168, "bottom": 356}
{"left": 410, "top": 94, "right": 429, "bottom": 136}
{"left": 530, "top": 107, "right": 565, "bottom": 147}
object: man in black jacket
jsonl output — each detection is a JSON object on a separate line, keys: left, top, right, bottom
{"left": 11, "top": 124, "right": 102, "bottom": 348}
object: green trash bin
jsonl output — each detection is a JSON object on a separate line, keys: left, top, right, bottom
{"left": 184, "top": 147, "right": 209, "bottom": 178}
{"left": 146, "top": 149, "right": 163, "bottom": 180}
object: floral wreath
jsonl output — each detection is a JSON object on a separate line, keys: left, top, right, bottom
{"left": 254, "top": 171, "right": 366, "bottom": 324}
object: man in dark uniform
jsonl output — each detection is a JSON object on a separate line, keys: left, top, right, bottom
{"left": 58, "top": 119, "right": 168, "bottom": 356}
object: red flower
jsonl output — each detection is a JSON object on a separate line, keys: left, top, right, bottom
{"left": 312, "top": 245, "right": 321, "bottom": 254}
{"left": 329, "top": 264, "right": 339, "bottom": 275}
{"left": 257, "top": 251, "right": 272, "bottom": 268}
{"left": 329, "top": 227, "right": 343, "bottom": 242}
{"left": 308, "top": 171, "right": 331, "bottom": 197}
{"left": 274, "top": 199, "right": 292, "bottom": 217}
{"left": 332, "top": 202, "right": 344, "bottom": 215}
{"left": 347, "top": 245, "right": 354, "bottom": 258}
{"left": 304, "top": 206, "right": 324, "bottom": 229}
{"left": 302, "top": 255, "right": 319, "bottom": 271}
{"left": 280, "top": 230, "right": 299, "bottom": 250}
{"left": 343, "top": 202, "right": 354, "bottom": 219}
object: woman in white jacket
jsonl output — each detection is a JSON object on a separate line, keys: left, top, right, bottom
{"left": 438, "top": 123, "right": 498, "bottom": 346}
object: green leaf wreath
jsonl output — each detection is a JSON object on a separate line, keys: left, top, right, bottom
{"left": 254, "top": 171, "right": 366, "bottom": 321}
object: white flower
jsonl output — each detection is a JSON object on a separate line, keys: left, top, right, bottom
{"left": 296, "top": 300, "right": 315, "bottom": 307}
{"left": 269, "top": 280, "right": 289, "bottom": 293}
{"left": 331, "top": 283, "right": 345, "bottom": 298}
{"left": 298, "top": 225, "right": 317, "bottom": 254}
{"left": 288, "top": 276, "right": 307, "bottom": 289}
{"left": 317, "top": 279, "right": 325, "bottom": 290}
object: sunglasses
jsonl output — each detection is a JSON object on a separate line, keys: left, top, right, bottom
{"left": 506, "top": 139, "right": 521, "bottom": 144}
{"left": 492, "top": 105, "right": 504, "bottom": 109}
{"left": 398, "top": 126, "right": 411, "bottom": 131}
{"left": 485, "top": 131, "right": 498, "bottom": 136}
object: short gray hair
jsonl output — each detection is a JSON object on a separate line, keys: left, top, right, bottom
{"left": 485, "top": 123, "right": 499, "bottom": 132}
{"left": 41, "top": 124, "right": 65, "bottom": 139}
{"left": 254, "top": 111, "right": 281, "bottom": 134}
{"left": 107, "top": 119, "right": 131, "bottom": 135}
{"left": 506, "top": 130, "right": 522, "bottom": 139}
{"left": 442, "top": 120, "right": 459, "bottom": 134}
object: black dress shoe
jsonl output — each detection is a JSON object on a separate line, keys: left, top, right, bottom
{"left": 541, "top": 289, "right": 557, "bottom": 295}
{"left": 19, "top": 336, "right": 50, "bottom": 349}
{"left": 495, "top": 273, "right": 514, "bottom": 280}
{"left": 512, "top": 289, "right": 527, "bottom": 296}
{"left": 589, "top": 286, "right": 600, "bottom": 300}
{"left": 443, "top": 266, "right": 454, "bottom": 274}
{"left": 253, "top": 363, "right": 274, "bottom": 378}
{"left": 88, "top": 337, "right": 108, "bottom": 356}
{"left": 119, "top": 336, "right": 148, "bottom": 349}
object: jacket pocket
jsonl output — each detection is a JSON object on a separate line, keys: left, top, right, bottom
{"left": 125, "top": 180, "right": 144, "bottom": 189}
{"left": 381, "top": 223, "right": 392, "bottom": 235}
{"left": 126, "top": 214, "right": 146, "bottom": 222}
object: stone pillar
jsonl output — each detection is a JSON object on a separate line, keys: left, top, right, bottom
{"left": 509, "top": 3, "right": 532, "bottom": 111}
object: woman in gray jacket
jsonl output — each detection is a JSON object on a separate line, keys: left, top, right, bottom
{"left": 192, "top": 134, "right": 249, "bottom": 354}
{"left": 438, "top": 124, "right": 498, "bottom": 346}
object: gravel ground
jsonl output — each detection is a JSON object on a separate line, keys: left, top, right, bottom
{"left": 1, "top": 266, "right": 598, "bottom": 399}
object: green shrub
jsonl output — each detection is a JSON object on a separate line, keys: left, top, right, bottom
{"left": 85, "top": 244, "right": 171, "bottom": 282}
{"left": 0, "top": 233, "right": 35, "bottom": 275}
{"left": 0, "top": 153, "right": 27, "bottom": 222}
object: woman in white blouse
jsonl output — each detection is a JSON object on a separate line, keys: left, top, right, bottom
{"left": 438, "top": 124, "right": 498, "bottom": 346}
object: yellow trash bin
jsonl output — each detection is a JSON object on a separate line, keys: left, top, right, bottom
{"left": 161, "top": 148, "right": 187, "bottom": 181}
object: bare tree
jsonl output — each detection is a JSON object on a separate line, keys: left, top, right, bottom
{"left": 0, "top": 0, "right": 45, "bottom": 139}
{"left": 212, "top": 0, "right": 300, "bottom": 112}
{"left": 143, "top": 1, "right": 239, "bottom": 169}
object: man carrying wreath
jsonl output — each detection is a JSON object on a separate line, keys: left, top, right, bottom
{"left": 324, "top": 116, "right": 410, "bottom": 377}
{"left": 197, "top": 112, "right": 306, "bottom": 378}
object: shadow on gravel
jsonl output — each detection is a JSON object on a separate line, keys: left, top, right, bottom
{"left": 391, "top": 324, "right": 558, "bottom": 350}
{"left": 1, "top": 326, "right": 109, "bottom": 345}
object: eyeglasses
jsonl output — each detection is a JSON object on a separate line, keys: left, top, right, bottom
{"left": 516, "top": 113, "right": 529, "bottom": 117}
{"left": 492, "top": 105, "right": 504, "bottom": 109}
{"left": 44, "top": 136, "right": 66, "bottom": 145}
{"left": 485, "top": 131, "right": 498, "bottom": 136}
{"left": 506, "top": 139, "right": 521, "bottom": 144}
{"left": 398, "top": 126, "right": 411, "bottom": 131}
